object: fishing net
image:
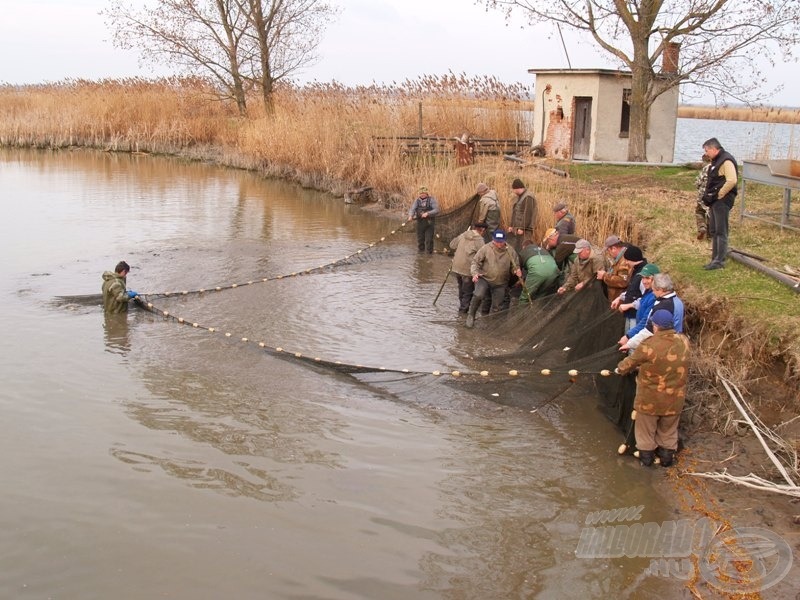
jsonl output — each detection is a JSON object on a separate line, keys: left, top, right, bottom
{"left": 120, "top": 210, "right": 638, "bottom": 452}
{"left": 432, "top": 193, "right": 481, "bottom": 248}
{"left": 441, "top": 281, "right": 635, "bottom": 434}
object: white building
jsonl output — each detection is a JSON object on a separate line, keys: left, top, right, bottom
{"left": 528, "top": 66, "right": 679, "bottom": 163}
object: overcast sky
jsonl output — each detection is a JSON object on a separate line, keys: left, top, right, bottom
{"left": 1, "top": 0, "right": 797, "bottom": 107}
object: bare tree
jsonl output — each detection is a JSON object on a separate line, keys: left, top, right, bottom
{"left": 241, "top": 0, "right": 337, "bottom": 113}
{"left": 484, "top": 0, "right": 800, "bottom": 161}
{"left": 104, "top": 0, "right": 338, "bottom": 116}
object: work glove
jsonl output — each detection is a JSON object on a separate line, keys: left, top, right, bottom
{"left": 127, "top": 290, "right": 138, "bottom": 299}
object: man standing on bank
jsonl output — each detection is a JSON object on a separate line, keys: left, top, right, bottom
{"left": 616, "top": 309, "right": 690, "bottom": 467}
{"left": 408, "top": 186, "right": 440, "bottom": 254}
{"left": 701, "top": 138, "right": 738, "bottom": 270}
{"left": 102, "top": 260, "right": 138, "bottom": 313}
{"left": 507, "top": 178, "right": 537, "bottom": 253}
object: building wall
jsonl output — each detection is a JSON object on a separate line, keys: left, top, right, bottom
{"left": 532, "top": 71, "right": 679, "bottom": 163}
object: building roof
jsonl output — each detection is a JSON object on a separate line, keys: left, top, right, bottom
{"left": 527, "top": 68, "right": 632, "bottom": 77}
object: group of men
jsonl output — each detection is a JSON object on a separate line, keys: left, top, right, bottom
{"left": 448, "top": 190, "right": 691, "bottom": 467}
{"left": 447, "top": 179, "right": 574, "bottom": 328}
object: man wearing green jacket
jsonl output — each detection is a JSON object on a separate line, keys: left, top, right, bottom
{"left": 102, "top": 260, "right": 138, "bottom": 313}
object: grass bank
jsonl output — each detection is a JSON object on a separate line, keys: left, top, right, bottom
{"left": 1, "top": 79, "right": 798, "bottom": 432}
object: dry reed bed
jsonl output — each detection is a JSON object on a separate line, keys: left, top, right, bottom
{"left": 679, "top": 104, "right": 800, "bottom": 124}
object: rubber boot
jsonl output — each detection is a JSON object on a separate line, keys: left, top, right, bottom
{"left": 638, "top": 450, "right": 655, "bottom": 467}
{"left": 465, "top": 296, "right": 480, "bottom": 329}
{"left": 657, "top": 447, "right": 675, "bottom": 468}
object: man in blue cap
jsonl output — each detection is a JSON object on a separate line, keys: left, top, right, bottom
{"left": 616, "top": 309, "right": 690, "bottom": 467}
{"left": 465, "top": 230, "right": 522, "bottom": 328}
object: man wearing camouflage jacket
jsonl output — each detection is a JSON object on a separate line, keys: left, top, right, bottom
{"left": 616, "top": 309, "right": 690, "bottom": 468}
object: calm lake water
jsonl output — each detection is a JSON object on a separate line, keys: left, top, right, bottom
{"left": 674, "top": 117, "right": 799, "bottom": 163}
{"left": 0, "top": 148, "right": 689, "bottom": 599}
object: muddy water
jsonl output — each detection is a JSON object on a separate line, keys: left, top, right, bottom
{"left": 0, "top": 148, "right": 682, "bottom": 599}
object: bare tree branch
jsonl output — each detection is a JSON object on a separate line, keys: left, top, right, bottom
{"left": 103, "top": 0, "right": 338, "bottom": 115}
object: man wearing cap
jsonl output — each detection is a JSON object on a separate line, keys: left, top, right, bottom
{"left": 620, "top": 273, "right": 685, "bottom": 352}
{"left": 553, "top": 202, "right": 575, "bottom": 235}
{"left": 475, "top": 182, "right": 501, "bottom": 243}
{"left": 518, "top": 240, "right": 559, "bottom": 301}
{"left": 596, "top": 235, "right": 632, "bottom": 302}
{"left": 617, "top": 263, "right": 659, "bottom": 345}
{"left": 408, "top": 186, "right": 440, "bottom": 253}
{"left": 611, "top": 245, "right": 648, "bottom": 331}
{"left": 557, "top": 239, "right": 604, "bottom": 295}
{"left": 466, "top": 230, "right": 522, "bottom": 328}
{"left": 616, "top": 309, "right": 690, "bottom": 467}
{"left": 507, "top": 178, "right": 537, "bottom": 253}
{"left": 449, "top": 222, "right": 489, "bottom": 313}
{"left": 542, "top": 228, "right": 581, "bottom": 283}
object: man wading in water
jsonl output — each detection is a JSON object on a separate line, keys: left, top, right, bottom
{"left": 102, "top": 260, "right": 138, "bottom": 313}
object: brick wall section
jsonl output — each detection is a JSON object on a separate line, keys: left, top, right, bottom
{"left": 544, "top": 95, "right": 573, "bottom": 160}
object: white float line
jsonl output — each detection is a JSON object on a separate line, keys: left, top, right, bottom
{"left": 133, "top": 297, "right": 614, "bottom": 381}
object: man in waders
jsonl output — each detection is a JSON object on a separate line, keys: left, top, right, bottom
{"left": 408, "top": 186, "right": 440, "bottom": 254}
{"left": 465, "top": 230, "right": 522, "bottom": 328}
{"left": 102, "top": 260, "right": 138, "bottom": 313}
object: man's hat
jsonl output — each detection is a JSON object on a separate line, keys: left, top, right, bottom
{"left": 640, "top": 263, "right": 660, "bottom": 276}
{"left": 552, "top": 202, "right": 567, "bottom": 212}
{"left": 493, "top": 230, "right": 506, "bottom": 242}
{"left": 476, "top": 183, "right": 489, "bottom": 194}
{"left": 511, "top": 178, "right": 525, "bottom": 190}
{"left": 603, "top": 235, "right": 622, "bottom": 249}
{"left": 542, "top": 227, "right": 558, "bottom": 245}
{"left": 418, "top": 186, "right": 428, "bottom": 194}
{"left": 624, "top": 245, "right": 644, "bottom": 262}
{"left": 572, "top": 239, "right": 591, "bottom": 253}
{"left": 651, "top": 309, "right": 674, "bottom": 329}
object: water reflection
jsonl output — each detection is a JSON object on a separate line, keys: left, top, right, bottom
{"left": 103, "top": 312, "right": 131, "bottom": 355}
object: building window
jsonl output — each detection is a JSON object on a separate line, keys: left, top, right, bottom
{"left": 620, "top": 89, "right": 631, "bottom": 137}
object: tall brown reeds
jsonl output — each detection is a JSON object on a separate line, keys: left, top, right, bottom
{"left": 679, "top": 104, "right": 800, "bottom": 125}
{"left": 0, "top": 75, "right": 636, "bottom": 247}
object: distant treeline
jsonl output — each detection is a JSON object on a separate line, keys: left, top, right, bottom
{"left": 679, "top": 104, "right": 800, "bottom": 124}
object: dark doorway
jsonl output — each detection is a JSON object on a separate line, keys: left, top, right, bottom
{"left": 573, "top": 97, "right": 592, "bottom": 160}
